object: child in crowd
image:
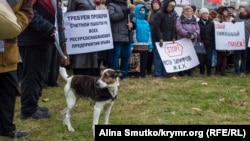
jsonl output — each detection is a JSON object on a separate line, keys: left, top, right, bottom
{"left": 132, "top": 4, "right": 153, "bottom": 78}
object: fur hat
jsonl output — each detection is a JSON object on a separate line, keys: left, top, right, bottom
{"left": 209, "top": 10, "right": 217, "bottom": 19}
{"left": 199, "top": 8, "right": 209, "bottom": 15}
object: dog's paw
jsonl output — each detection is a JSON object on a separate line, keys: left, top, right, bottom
{"left": 68, "top": 127, "right": 75, "bottom": 132}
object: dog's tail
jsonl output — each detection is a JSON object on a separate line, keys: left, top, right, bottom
{"left": 59, "top": 66, "right": 70, "bottom": 82}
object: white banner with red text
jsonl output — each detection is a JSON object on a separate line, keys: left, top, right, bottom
{"left": 155, "top": 38, "right": 199, "bottom": 73}
{"left": 214, "top": 21, "right": 245, "bottom": 50}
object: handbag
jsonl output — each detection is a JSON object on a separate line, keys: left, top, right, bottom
{"left": 0, "top": 0, "right": 22, "bottom": 39}
{"left": 129, "top": 52, "right": 140, "bottom": 72}
{"left": 211, "top": 49, "right": 217, "bottom": 67}
{"left": 193, "top": 37, "right": 206, "bottom": 54}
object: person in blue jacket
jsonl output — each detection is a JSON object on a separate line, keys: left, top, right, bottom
{"left": 131, "top": 4, "right": 153, "bottom": 78}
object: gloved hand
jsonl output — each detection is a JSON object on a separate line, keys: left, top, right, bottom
{"left": 172, "top": 38, "right": 176, "bottom": 43}
{"left": 185, "top": 32, "right": 191, "bottom": 38}
{"left": 219, "top": 20, "right": 223, "bottom": 23}
{"left": 159, "top": 39, "right": 163, "bottom": 47}
{"left": 122, "top": 8, "right": 130, "bottom": 16}
{"left": 232, "top": 20, "right": 236, "bottom": 24}
{"left": 60, "top": 42, "right": 70, "bottom": 67}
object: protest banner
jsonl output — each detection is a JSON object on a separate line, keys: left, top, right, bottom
{"left": 155, "top": 38, "right": 199, "bottom": 73}
{"left": 63, "top": 10, "right": 113, "bottom": 55}
{"left": 214, "top": 21, "right": 245, "bottom": 50}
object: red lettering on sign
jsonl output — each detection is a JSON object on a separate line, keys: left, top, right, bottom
{"left": 216, "top": 23, "right": 225, "bottom": 29}
{"left": 164, "top": 42, "right": 183, "bottom": 57}
{"left": 228, "top": 41, "right": 245, "bottom": 47}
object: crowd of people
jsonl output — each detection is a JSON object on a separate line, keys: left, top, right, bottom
{"left": 1, "top": 0, "right": 250, "bottom": 139}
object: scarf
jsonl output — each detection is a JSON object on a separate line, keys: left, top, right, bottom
{"left": 180, "top": 15, "right": 197, "bottom": 24}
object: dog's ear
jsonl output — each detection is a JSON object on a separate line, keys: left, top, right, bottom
{"left": 100, "top": 67, "right": 108, "bottom": 76}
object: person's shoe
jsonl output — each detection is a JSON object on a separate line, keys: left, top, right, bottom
{"left": 0, "top": 131, "right": 28, "bottom": 138}
{"left": 37, "top": 106, "right": 49, "bottom": 112}
{"left": 21, "top": 109, "right": 51, "bottom": 120}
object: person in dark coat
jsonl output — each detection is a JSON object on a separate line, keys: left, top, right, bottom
{"left": 18, "top": 0, "right": 66, "bottom": 119}
{"left": 146, "top": 0, "right": 161, "bottom": 75}
{"left": 107, "top": 0, "right": 136, "bottom": 79}
{"left": 67, "top": 0, "right": 99, "bottom": 76}
{"left": 234, "top": 4, "right": 250, "bottom": 77}
{"left": 198, "top": 8, "right": 215, "bottom": 76}
{"left": 153, "top": 0, "right": 178, "bottom": 78}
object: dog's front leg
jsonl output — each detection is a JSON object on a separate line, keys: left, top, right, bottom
{"left": 64, "top": 89, "right": 77, "bottom": 132}
{"left": 103, "top": 102, "right": 114, "bottom": 124}
{"left": 92, "top": 102, "right": 105, "bottom": 137}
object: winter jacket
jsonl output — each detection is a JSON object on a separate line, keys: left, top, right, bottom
{"left": 235, "top": 12, "right": 250, "bottom": 48}
{"left": 133, "top": 4, "right": 153, "bottom": 50}
{"left": 153, "top": 0, "right": 178, "bottom": 42}
{"left": 0, "top": 0, "right": 33, "bottom": 73}
{"left": 176, "top": 14, "right": 200, "bottom": 40}
{"left": 18, "top": 0, "right": 65, "bottom": 46}
{"left": 107, "top": 0, "right": 135, "bottom": 43}
{"left": 198, "top": 18, "right": 215, "bottom": 48}
{"left": 213, "top": 11, "right": 234, "bottom": 54}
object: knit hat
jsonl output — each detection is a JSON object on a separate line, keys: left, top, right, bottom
{"left": 182, "top": 5, "right": 192, "bottom": 12}
{"left": 199, "top": 8, "right": 209, "bottom": 15}
{"left": 209, "top": 10, "right": 217, "bottom": 19}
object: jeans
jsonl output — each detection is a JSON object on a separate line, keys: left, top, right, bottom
{"left": 153, "top": 47, "right": 167, "bottom": 77}
{"left": 233, "top": 50, "right": 247, "bottom": 75}
{"left": 111, "top": 42, "right": 131, "bottom": 79}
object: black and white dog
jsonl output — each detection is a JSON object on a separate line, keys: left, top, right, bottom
{"left": 59, "top": 66, "right": 122, "bottom": 137}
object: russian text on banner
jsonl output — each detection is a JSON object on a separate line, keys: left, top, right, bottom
{"left": 63, "top": 10, "right": 113, "bottom": 55}
{"left": 155, "top": 38, "right": 199, "bottom": 73}
{"left": 214, "top": 21, "right": 245, "bottom": 50}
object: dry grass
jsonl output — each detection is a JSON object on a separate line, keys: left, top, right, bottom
{"left": 1, "top": 68, "right": 250, "bottom": 141}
